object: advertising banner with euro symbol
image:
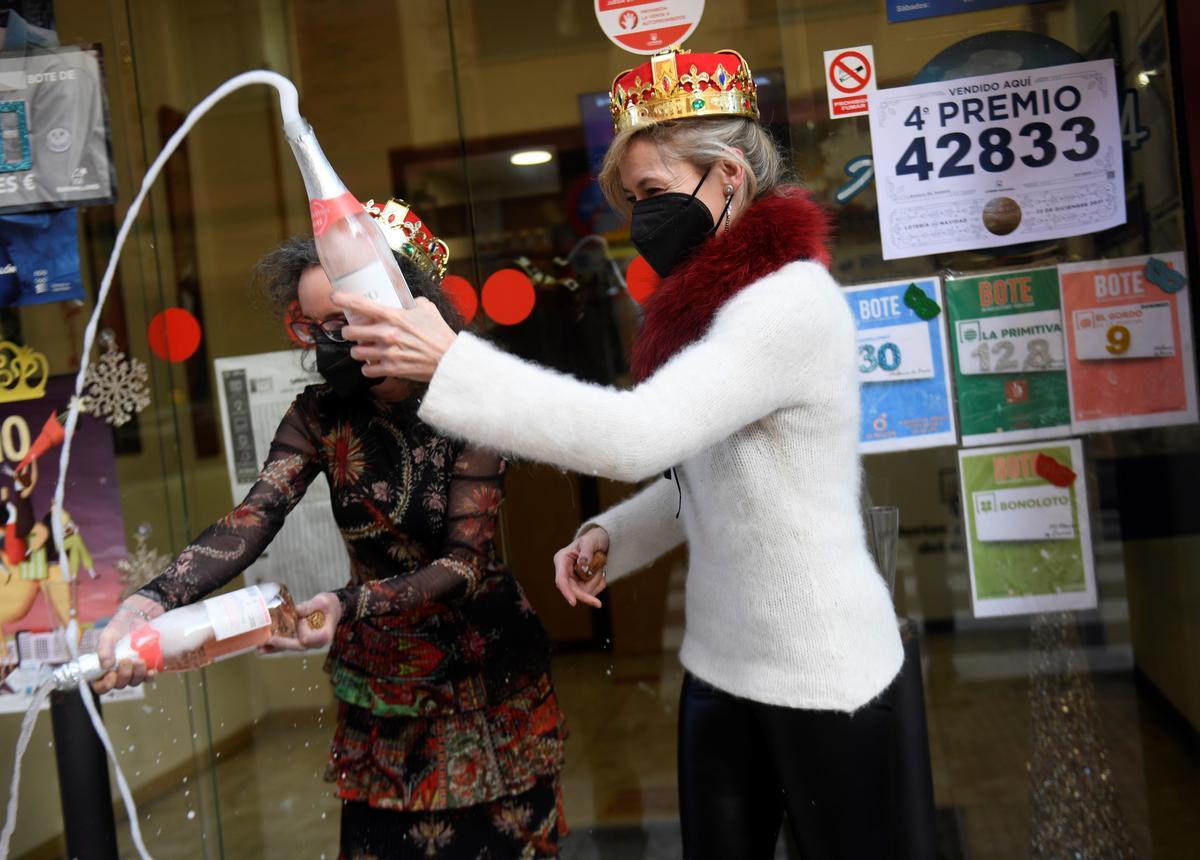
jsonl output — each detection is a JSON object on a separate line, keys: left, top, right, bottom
{"left": 946, "top": 266, "right": 1071, "bottom": 446}
{"left": 1058, "top": 252, "right": 1197, "bottom": 433}
{"left": 868, "top": 59, "right": 1124, "bottom": 259}
{"left": 843, "top": 277, "right": 956, "bottom": 454}
{"left": 958, "top": 439, "right": 1096, "bottom": 618}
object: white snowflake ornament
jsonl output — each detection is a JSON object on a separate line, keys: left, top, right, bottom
{"left": 84, "top": 331, "right": 151, "bottom": 427}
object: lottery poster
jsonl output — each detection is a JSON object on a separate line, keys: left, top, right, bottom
{"left": 868, "top": 59, "right": 1124, "bottom": 259}
{"left": 0, "top": 375, "right": 134, "bottom": 711}
{"left": 0, "top": 45, "right": 116, "bottom": 213}
{"left": 945, "top": 267, "right": 1071, "bottom": 446}
{"left": 1059, "top": 252, "right": 1197, "bottom": 433}
{"left": 958, "top": 439, "right": 1096, "bottom": 618}
{"left": 843, "top": 277, "right": 957, "bottom": 454}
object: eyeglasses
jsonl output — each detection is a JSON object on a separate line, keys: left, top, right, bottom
{"left": 287, "top": 315, "right": 349, "bottom": 345}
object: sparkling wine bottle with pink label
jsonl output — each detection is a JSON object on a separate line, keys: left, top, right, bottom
{"left": 54, "top": 583, "right": 299, "bottom": 689}
{"left": 284, "top": 120, "right": 414, "bottom": 314}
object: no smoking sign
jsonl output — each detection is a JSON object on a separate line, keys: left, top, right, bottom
{"left": 823, "top": 45, "right": 876, "bottom": 119}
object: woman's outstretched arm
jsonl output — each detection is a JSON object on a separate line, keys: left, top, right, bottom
{"left": 338, "top": 262, "right": 842, "bottom": 483}
{"left": 95, "top": 400, "right": 322, "bottom": 691}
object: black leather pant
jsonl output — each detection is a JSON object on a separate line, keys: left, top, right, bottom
{"left": 678, "top": 672, "right": 896, "bottom": 860}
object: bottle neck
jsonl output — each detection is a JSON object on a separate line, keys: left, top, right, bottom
{"left": 285, "top": 121, "right": 348, "bottom": 203}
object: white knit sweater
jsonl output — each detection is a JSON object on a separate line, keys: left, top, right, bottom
{"left": 419, "top": 260, "right": 903, "bottom": 711}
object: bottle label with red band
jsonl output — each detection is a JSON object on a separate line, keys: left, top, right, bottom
{"left": 309, "top": 192, "right": 361, "bottom": 236}
{"left": 129, "top": 625, "right": 163, "bottom": 672}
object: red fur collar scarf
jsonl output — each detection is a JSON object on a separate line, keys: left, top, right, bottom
{"left": 630, "top": 187, "right": 832, "bottom": 382}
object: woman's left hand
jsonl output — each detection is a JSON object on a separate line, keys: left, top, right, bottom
{"left": 333, "top": 294, "right": 456, "bottom": 383}
{"left": 261, "top": 591, "right": 342, "bottom": 652}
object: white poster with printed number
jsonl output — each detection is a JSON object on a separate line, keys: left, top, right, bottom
{"left": 867, "top": 59, "right": 1125, "bottom": 260}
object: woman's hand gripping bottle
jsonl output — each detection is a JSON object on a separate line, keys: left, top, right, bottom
{"left": 53, "top": 583, "right": 300, "bottom": 689}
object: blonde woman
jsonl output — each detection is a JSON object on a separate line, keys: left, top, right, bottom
{"left": 336, "top": 50, "right": 903, "bottom": 859}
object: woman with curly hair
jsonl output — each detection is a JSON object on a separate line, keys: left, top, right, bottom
{"left": 94, "top": 200, "right": 567, "bottom": 859}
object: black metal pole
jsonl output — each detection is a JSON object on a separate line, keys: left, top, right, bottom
{"left": 50, "top": 688, "right": 119, "bottom": 860}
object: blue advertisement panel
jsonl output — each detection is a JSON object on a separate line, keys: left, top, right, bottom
{"left": 843, "top": 277, "right": 957, "bottom": 454}
{"left": 887, "top": 0, "right": 1048, "bottom": 24}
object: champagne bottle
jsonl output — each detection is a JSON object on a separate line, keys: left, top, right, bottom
{"left": 284, "top": 121, "right": 415, "bottom": 315}
{"left": 53, "top": 583, "right": 299, "bottom": 690}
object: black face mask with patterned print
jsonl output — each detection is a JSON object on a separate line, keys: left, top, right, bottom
{"left": 315, "top": 336, "right": 381, "bottom": 398}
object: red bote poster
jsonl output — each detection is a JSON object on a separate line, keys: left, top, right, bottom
{"left": 594, "top": 0, "right": 704, "bottom": 54}
{"left": 1059, "top": 252, "right": 1198, "bottom": 433}
{"left": 0, "top": 374, "right": 128, "bottom": 709}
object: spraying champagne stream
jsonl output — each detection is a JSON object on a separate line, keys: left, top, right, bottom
{"left": 1, "top": 70, "right": 383, "bottom": 859}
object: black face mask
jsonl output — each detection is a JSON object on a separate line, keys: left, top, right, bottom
{"left": 315, "top": 337, "right": 381, "bottom": 398}
{"left": 630, "top": 170, "right": 729, "bottom": 278}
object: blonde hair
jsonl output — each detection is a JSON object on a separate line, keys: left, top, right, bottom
{"left": 597, "top": 116, "right": 791, "bottom": 218}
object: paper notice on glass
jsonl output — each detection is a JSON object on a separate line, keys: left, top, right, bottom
{"left": 945, "top": 266, "right": 1071, "bottom": 446}
{"left": 842, "top": 277, "right": 957, "bottom": 454}
{"left": 958, "top": 439, "right": 1096, "bottom": 618}
{"left": 213, "top": 351, "right": 349, "bottom": 602}
{"left": 1059, "top": 252, "right": 1198, "bottom": 432}
{"left": 868, "top": 59, "right": 1124, "bottom": 259}
{"left": 0, "top": 45, "right": 117, "bottom": 213}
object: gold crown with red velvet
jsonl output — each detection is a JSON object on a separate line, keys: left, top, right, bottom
{"left": 610, "top": 47, "right": 759, "bottom": 133}
{"left": 363, "top": 198, "right": 449, "bottom": 282}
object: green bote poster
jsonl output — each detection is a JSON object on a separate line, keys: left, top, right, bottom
{"left": 958, "top": 439, "right": 1096, "bottom": 618}
{"left": 945, "top": 267, "right": 1072, "bottom": 446}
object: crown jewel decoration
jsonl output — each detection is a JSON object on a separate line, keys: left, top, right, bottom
{"left": 610, "top": 47, "right": 759, "bottom": 133}
{"left": 363, "top": 198, "right": 450, "bottom": 283}
{"left": 0, "top": 340, "right": 49, "bottom": 404}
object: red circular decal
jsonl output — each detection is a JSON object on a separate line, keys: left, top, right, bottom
{"left": 625, "top": 256, "right": 661, "bottom": 305}
{"left": 441, "top": 275, "right": 479, "bottom": 324}
{"left": 147, "top": 308, "right": 202, "bottom": 362}
{"left": 828, "top": 50, "right": 872, "bottom": 95}
{"left": 481, "top": 270, "right": 536, "bottom": 326}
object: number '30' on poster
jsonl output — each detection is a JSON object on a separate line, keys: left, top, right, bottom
{"left": 842, "top": 277, "right": 956, "bottom": 454}
{"left": 1059, "top": 252, "right": 1198, "bottom": 433}
{"left": 958, "top": 439, "right": 1096, "bottom": 618}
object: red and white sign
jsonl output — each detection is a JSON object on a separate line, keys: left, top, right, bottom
{"left": 823, "top": 45, "right": 876, "bottom": 119}
{"left": 595, "top": 0, "right": 704, "bottom": 55}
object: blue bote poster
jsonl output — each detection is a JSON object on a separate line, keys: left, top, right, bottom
{"left": 886, "top": 0, "right": 1050, "bottom": 24}
{"left": 843, "top": 277, "right": 957, "bottom": 454}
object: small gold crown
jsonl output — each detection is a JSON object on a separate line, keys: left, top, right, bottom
{"left": 0, "top": 340, "right": 49, "bottom": 404}
{"left": 363, "top": 198, "right": 450, "bottom": 283}
{"left": 610, "top": 47, "right": 759, "bottom": 133}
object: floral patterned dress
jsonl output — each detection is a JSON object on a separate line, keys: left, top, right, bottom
{"left": 138, "top": 385, "right": 567, "bottom": 858}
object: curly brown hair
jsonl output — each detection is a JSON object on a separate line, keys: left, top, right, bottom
{"left": 251, "top": 236, "right": 463, "bottom": 332}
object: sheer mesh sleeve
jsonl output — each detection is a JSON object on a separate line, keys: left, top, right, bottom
{"left": 334, "top": 446, "right": 503, "bottom": 619}
{"left": 137, "top": 401, "right": 322, "bottom": 610}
